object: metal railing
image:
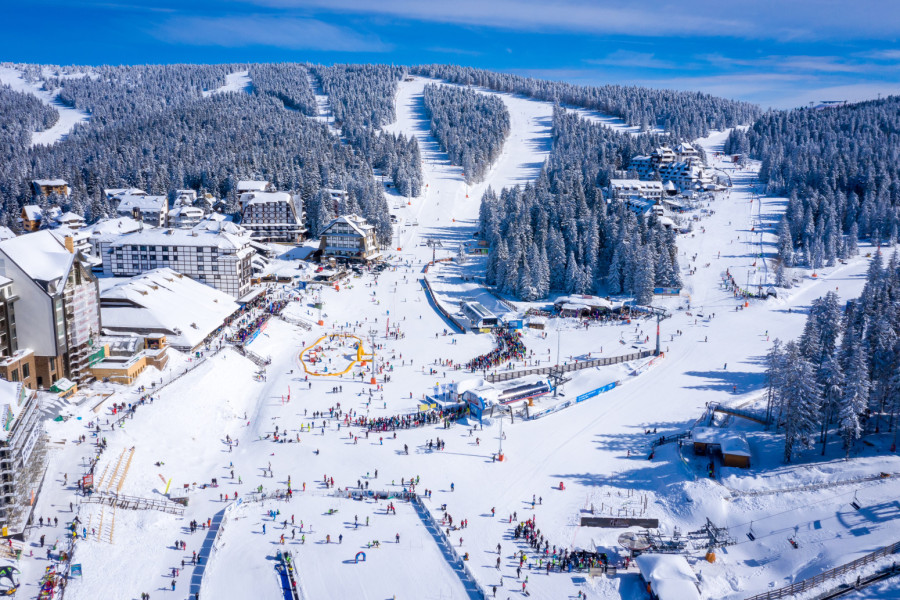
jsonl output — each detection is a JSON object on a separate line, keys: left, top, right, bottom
{"left": 744, "top": 540, "right": 900, "bottom": 600}
{"left": 487, "top": 350, "right": 654, "bottom": 383}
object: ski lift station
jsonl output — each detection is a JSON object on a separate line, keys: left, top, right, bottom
{"left": 461, "top": 301, "right": 498, "bottom": 331}
{"left": 461, "top": 376, "right": 552, "bottom": 419}
{"left": 635, "top": 554, "right": 701, "bottom": 600}
{"left": 691, "top": 427, "right": 752, "bottom": 468}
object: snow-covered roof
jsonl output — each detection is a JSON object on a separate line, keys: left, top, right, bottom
{"left": 56, "top": 211, "right": 85, "bottom": 224}
{"left": 237, "top": 180, "right": 270, "bottom": 193}
{"left": 100, "top": 268, "right": 239, "bottom": 349}
{"left": 117, "top": 194, "right": 167, "bottom": 213}
{"left": 242, "top": 191, "right": 293, "bottom": 206}
{"left": 22, "top": 205, "right": 42, "bottom": 220}
{"left": 635, "top": 554, "right": 700, "bottom": 600}
{"left": 105, "top": 187, "right": 146, "bottom": 199}
{"left": 692, "top": 427, "right": 751, "bottom": 457}
{"left": 109, "top": 224, "right": 250, "bottom": 251}
{"left": 0, "top": 227, "right": 15, "bottom": 242}
{"left": 321, "top": 214, "right": 374, "bottom": 237}
{"left": 554, "top": 295, "right": 614, "bottom": 310}
{"left": 32, "top": 178, "right": 67, "bottom": 186}
{"left": 0, "top": 230, "right": 74, "bottom": 290}
{"left": 169, "top": 205, "right": 204, "bottom": 217}
{"left": 609, "top": 179, "right": 665, "bottom": 191}
{"left": 84, "top": 217, "right": 147, "bottom": 238}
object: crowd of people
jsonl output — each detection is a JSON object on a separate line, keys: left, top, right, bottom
{"left": 514, "top": 518, "right": 617, "bottom": 574}
{"left": 229, "top": 293, "right": 291, "bottom": 346}
{"left": 464, "top": 329, "right": 526, "bottom": 372}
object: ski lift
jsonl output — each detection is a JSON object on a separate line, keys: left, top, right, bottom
{"left": 746, "top": 522, "right": 756, "bottom": 541}
{"left": 788, "top": 538, "right": 799, "bottom": 549}
{"left": 850, "top": 490, "right": 862, "bottom": 511}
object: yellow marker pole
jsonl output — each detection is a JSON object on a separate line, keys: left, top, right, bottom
{"left": 164, "top": 478, "right": 172, "bottom": 495}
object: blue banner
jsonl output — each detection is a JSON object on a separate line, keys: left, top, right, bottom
{"left": 575, "top": 381, "right": 617, "bottom": 403}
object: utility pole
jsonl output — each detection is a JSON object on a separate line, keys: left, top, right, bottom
{"left": 498, "top": 414, "right": 503, "bottom": 461}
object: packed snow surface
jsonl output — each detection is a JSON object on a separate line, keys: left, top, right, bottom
{"left": 16, "top": 76, "right": 900, "bottom": 600}
{"left": 202, "top": 71, "right": 252, "bottom": 98}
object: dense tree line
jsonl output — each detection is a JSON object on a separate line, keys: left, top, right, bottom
{"left": 423, "top": 84, "right": 509, "bottom": 183}
{"left": 0, "top": 85, "right": 58, "bottom": 144}
{"left": 249, "top": 63, "right": 317, "bottom": 115}
{"left": 311, "top": 64, "right": 423, "bottom": 199}
{"left": 480, "top": 108, "right": 680, "bottom": 301}
{"left": 767, "top": 251, "right": 900, "bottom": 462}
{"left": 0, "top": 63, "right": 392, "bottom": 244}
{"left": 413, "top": 64, "right": 760, "bottom": 140}
{"left": 726, "top": 97, "right": 900, "bottom": 270}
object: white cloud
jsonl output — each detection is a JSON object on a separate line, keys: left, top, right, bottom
{"left": 621, "top": 72, "right": 900, "bottom": 109}
{"left": 152, "top": 14, "right": 389, "bottom": 52}
{"left": 247, "top": 0, "right": 900, "bottom": 41}
{"left": 584, "top": 51, "right": 687, "bottom": 70}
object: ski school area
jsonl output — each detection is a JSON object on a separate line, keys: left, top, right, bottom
{"left": 12, "top": 84, "right": 900, "bottom": 600}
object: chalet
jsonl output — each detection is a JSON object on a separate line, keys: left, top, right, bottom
{"left": 239, "top": 191, "right": 305, "bottom": 243}
{"left": 31, "top": 179, "right": 70, "bottom": 198}
{"left": 318, "top": 214, "right": 380, "bottom": 263}
{"left": 20, "top": 206, "right": 43, "bottom": 232}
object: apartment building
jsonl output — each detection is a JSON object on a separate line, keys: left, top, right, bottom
{"left": 240, "top": 191, "right": 306, "bottom": 243}
{"left": 0, "top": 231, "right": 103, "bottom": 387}
{"left": 102, "top": 223, "right": 254, "bottom": 297}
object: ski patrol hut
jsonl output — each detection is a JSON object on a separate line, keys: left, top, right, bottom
{"left": 635, "top": 554, "right": 700, "bottom": 600}
{"left": 691, "top": 427, "right": 752, "bottom": 468}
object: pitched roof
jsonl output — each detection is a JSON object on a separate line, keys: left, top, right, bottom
{"left": 100, "top": 268, "right": 239, "bottom": 349}
{"left": 321, "top": 214, "right": 373, "bottom": 236}
{"left": 117, "top": 194, "right": 167, "bottom": 214}
{"left": 0, "top": 230, "right": 74, "bottom": 291}
{"left": 22, "top": 205, "right": 42, "bottom": 220}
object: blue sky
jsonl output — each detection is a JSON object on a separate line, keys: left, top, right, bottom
{"left": 3, "top": 0, "right": 900, "bottom": 108}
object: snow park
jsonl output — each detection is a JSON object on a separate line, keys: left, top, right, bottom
{"left": 0, "top": 54, "right": 898, "bottom": 600}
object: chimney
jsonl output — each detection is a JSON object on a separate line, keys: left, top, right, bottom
{"left": 64, "top": 235, "right": 75, "bottom": 254}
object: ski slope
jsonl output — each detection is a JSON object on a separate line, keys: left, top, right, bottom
{"left": 14, "top": 76, "right": 900, "bottom": 600}
{"left": 0, "top": 65, "right": 90, "bottom": 146}
{"left": 202, "top": 70, "right": 252, "bottom": 98}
